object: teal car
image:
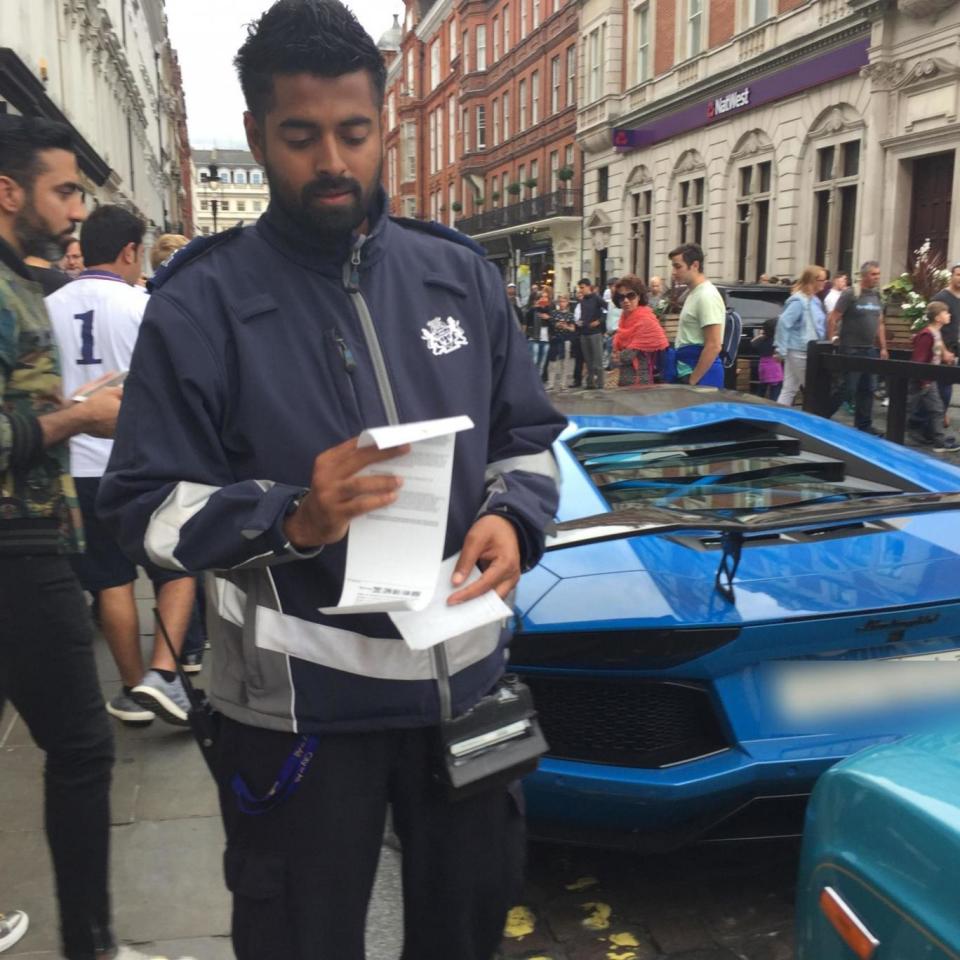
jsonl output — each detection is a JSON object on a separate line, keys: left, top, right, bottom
{"left": 796, "top": 729, "right": 960, "bottom": 959}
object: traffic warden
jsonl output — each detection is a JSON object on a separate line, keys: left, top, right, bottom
{"left": 98, "top": 2, "right": 565, "bottom": 959}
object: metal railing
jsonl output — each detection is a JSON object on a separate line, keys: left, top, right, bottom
{"left": 455, "top": 188, "right": 582, "bottom": 236}
{"left": 804, "top": 340, "right": 960, "bottom": 444}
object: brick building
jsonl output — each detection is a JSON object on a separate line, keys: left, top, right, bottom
{"left": 578, "top": 0, "right": 960, "bottom": 290}
{"left": 382, "top": 0, "right": 583, "bottom": 298}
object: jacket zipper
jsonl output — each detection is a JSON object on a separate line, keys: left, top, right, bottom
{"left": 342, "top": 236, "right": 452, "bottom": 712}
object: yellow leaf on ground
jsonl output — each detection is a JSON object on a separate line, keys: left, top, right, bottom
{"left": 607, "top": 951, "right": 637, "bottom": 960}
{"left": 503, "top": 905, "right": 536, "bottom": 939}
{"left": 580, "top": 901, "right": 612, "bottom": 930}
{"left": 609, "top": 932, "right": 640, "bottom": 947}
{"left": 564, "top": 875, "right": 599, "bottom": 892}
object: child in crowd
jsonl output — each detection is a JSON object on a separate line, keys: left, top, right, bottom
{"left": 753, "top": 317, "right": 783, "bottom": 400}
{"left": 908, "top": 300, "right": 957, "bottom": 451}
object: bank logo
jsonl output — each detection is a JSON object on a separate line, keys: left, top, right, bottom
{"left": 708, "top": 87, "right": 751, "bottom": 120}
{"left": 421, "top": 316, "right": 469, "bottom": 356}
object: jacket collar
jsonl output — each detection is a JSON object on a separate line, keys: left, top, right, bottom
{"left": 0, "top": 234, "right": 33, "bottom": 281}
{"left": 256, "top": 187, "right": 390, "bottom": 277}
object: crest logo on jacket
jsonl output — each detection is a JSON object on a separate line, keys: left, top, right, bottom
{"left": 421, "top": 317, "right": 468, "bottom": 356}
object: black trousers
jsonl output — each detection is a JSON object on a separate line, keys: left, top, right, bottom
{"left": 216, "top": 716, "right": 525, "bottom": 960}
{"left": 0, "top": 555, "right": 115, "bottom": 960}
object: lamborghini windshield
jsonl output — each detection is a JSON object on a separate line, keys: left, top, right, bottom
{"left": 568, "top": 422, "right": 905, "bottom": 517}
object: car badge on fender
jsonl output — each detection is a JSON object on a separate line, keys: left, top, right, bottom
{"left": 421, "top": 316, "right": 469, "bottom": 356}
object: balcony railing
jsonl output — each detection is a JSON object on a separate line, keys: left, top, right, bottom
{"left": 456, "top": 188, "right": 582, "bottom": 236}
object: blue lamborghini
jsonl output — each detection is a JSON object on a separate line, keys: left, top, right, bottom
{"left": 512, "top": 385, "right": 960, "bottom": 849}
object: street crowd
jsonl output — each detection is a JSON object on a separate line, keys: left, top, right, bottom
{"left": 4, "top": 2, "right": 960, "bottom": 959}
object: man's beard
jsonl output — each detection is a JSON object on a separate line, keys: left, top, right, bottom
{"left": 264, "top": 159, "right": 382, "bottom": 240}
{"left": 15, "top": 200, "right": 73, "bottom": 261}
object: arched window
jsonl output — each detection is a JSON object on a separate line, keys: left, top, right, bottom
{"left": 250, "top": 170, "right": 263, "bottom": 185}
{"left": 671, "top": 149, "right": 706, "bottom": 246}
{"left": 218, "top": 170, "right": 230, "bottom": 184}
{"left": 728, "top": 130, "right": 775, "bottom": 282}
{"left": 234, "top": 169, "right": 247, "bottom": 184}
{"left": 624, "top": 165, "right": 654, "bottom": 280}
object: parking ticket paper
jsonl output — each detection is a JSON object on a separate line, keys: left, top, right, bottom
{"left": 319, "top": 415, "right": 474, "bottom": 616}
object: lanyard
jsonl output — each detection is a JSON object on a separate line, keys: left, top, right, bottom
{"left": 230, "top": 734, "right": 319, "bottom": 816}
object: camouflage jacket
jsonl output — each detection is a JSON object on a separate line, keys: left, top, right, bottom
{"left": 0, "top": 236, "right": 81, "bottom": 554}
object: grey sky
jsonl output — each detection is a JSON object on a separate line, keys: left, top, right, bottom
{"left": 165, "top": 0, "right": 402, "bottom": 150}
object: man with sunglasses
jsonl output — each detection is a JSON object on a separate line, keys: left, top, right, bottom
{"left": 0, "top": 115, "right": 186, "bottom": 960}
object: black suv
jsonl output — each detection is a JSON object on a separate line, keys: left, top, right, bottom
{"left": 715, "top": 282, "right": 792, "bottom": 391}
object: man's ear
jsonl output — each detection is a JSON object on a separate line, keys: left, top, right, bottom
{"left": 244, "top": 112, "right": 265, "bottom": 165}
{"left": 0, "top": 175, "right": 25, "bottom": 216}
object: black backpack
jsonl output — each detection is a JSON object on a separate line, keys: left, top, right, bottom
{"left": 719, "top": 308, "right": 743, "bottom": 368}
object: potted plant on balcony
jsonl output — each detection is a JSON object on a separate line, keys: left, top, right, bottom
{"left": 475, "top": 196, "right": 485, "bottom": 207}
{"left": 507, "top": 182, "right": 522, "bottom": 196}
{"left": 491, "top": 190, "right": 501, "bottom": 202}
{"left": 524, "top": 177, "right": 538, "bottom": 190}
{"left": 557, "top": 165, "right": 575, "bottom": 182}
{"left": 451, "top": 200, "right": 463, "bottom": 213}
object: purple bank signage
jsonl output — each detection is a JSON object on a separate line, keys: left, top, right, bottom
{"left": 613, "top": 37, "right": 870, "bottom": 151}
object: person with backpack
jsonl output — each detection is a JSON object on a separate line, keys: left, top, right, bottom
{"left": 774, "top": 265, "right": 828, "bottom": 407}
{"left": 668, "top": 243, "right": 726, "bottom": 387}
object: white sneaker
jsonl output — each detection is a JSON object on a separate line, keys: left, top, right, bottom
{"left": 110, "top": 947, "right": 198, "bottom": 960}
{"left": 0, "top": 910, "right": 28, "bottom": 953}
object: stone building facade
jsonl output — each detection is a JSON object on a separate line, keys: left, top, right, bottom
{"left": 191, "top": 149, "right": 269, "bottom": 237}
{"left": 0, "top": 0, "right": 192, "bottom": 247}
{"left": 382, "top": 0, "right": 583, "bottom": 296}
{"left": 577, "top": 0, "right": 960, "bottom": 290}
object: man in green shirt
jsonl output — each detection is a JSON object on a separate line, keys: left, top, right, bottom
{"left": 0, "top": 115, "right": 179, "bottom": 960}
{"left": 669, "top": 242, "right": 726, "bottom": 387}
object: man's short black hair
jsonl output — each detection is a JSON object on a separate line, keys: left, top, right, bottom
{"left": 669, "top": 242, "right": 706, "bottom": 270}
{"left": 0, "top": 115, "right": 75, "bottom": 189}
{"left": 235, "top": 0, "right": 387, "bottom": 120}
{"left": 577, "top": 277, "right": 593, "bottom": 287}
{"left": 80, "top": 205, "right": 145, "bottom": 266}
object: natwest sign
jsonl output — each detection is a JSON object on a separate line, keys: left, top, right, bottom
{"left": 707, "top": 87, "right": 750, "bottom": 120}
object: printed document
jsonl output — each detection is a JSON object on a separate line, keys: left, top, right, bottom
{"left": 320, "top": 416, "right": 473, "bottom": 615}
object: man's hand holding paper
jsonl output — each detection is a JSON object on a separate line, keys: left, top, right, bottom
{"left": 448, "top": 513, "right": 521, "bottom": 605}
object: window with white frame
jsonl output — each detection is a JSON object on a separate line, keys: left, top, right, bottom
{"left": 402, "top": 121, "right": 417, "bottom": 181}
{"left": 531, "top": 70, "right": 540, "bottom": 124}
{"left": 431, "top": 40, "right": 441, "bottom": 90}
{"left": 521, "top": 0, "right": 528, "bottom": 38}
{"left": 587, "top": 24, "right": 606, "bottom": 103}
{"left": 462, "top": 108, "right": 470, "bottom": 151}
{"left": 200, "top": 199, "right": 208, "bottom": 210}
{"left": 253, "top": 200, "right": 262, "bottom": 212}
{"left": 634, "top": 2, "right": 651, "bottom": 84}
{"left": 565, "top": 144, "right": 575, "bottom": 168}
{"left": 518, "top": 163, "right": 526, "bottom": 200}
{"left": 519, "top": 78, "right": 527, "bottom": 129}
{"left": 688, "top": 0, "right": 703, "bottom": 58}
{"left": 449, "top": 183, "right": 456, "bottom": 225}
{"left": 431, "top": 190, "right": 439, "bottom": 221}
{"left": 388, "top": 146, "right": 398, "bottom": 197}
{"left": 220, "top": 200, "right": 229, "bottom": 211}
{"left": 533, "top": 0, "right": 541, "bottom": 28}
{"left": 388, "top": 92, "right": 397, "bottom": 130}
{"left": 462, "top": 30, "right": 470, "bottom": 72}
{"left": 550, "top": 56, "right": 560, "bottom": 113}
{"left": 476, "top": 25, "right": 487, "bottom": 70}
{"left": 237, "top": 199, "right": 246, "bottom": 212}
{"left": 751, "top": 0, "right": 770, "bottom": 24}
{"left": 448, "top": 97, "right": 457, "bottom": 164}
{"left": 493, "top": 15, "right": 500, "bottom": 61}
{"left": 403, "top": 196, "right": 417, "bottom": 218}
{"left": 406, "top": 48, "right": 415, "bottom": 95}
{"left": 629, "top": 185, "right": 653, "bottom": 281}
{"left": 530, "top": 159, "right": 539, "bottom": 197}
{"left": 813, "top": 139, "right": 861, "bottom": 277}
{"left": 566, "top": 44, "right": 576, "bottom": 106}
{"left": 219, "top": 170, "right": 230, "bottom": 183}
{"left": 736, "top": 160, "right": 772, "bottom": 282}
{"left": 492, "top": 98, "right": 500, "bottom": 146}
{"left": 429, "top": 109, "right": 438, "bottom": 174}
{"left": 449, "top": 21, "right": 457, "bottom": 62}
{"left": 476, "top": 104, "right": 487, "bottom": 149}
{"left": 550, "top": 150, "right": 560, "bottom": 192}
{"left": 234, "top": 169, "right": 247, "bottom": 184}
{"left": 677, "top": 174, "right": 705, "bottom": 244}
{"left": 503, "top": 4, "right": 511, "bottom": 51}
{"left": 250, "top": 170, "right": 263, "bottom": 184}
{"left": 503, "top": 89, "right": 511, "bottom": 139}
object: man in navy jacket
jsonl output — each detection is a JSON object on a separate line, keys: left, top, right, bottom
{"left": 98, "top": 2, "right": 564, "bottom": 959}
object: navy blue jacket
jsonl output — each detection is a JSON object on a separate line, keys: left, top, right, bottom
{"left": 98, "top": 195, "right": 564, "bottom": 734}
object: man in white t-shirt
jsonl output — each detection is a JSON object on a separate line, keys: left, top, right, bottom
{"left": 47, "top": 205, "right": 196, "bottom": 728}
{"left": 823, "top": 271, "right": 847, "bottom": 314}
{"left": 669, "top": 242, "right": 726, "bottom": 387}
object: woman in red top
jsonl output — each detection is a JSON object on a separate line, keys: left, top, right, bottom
{"left": 612, "top": 274, "right": 669, "bottom": 386}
